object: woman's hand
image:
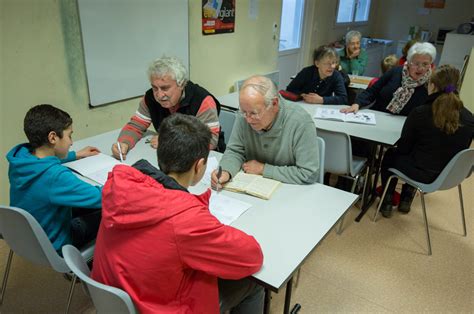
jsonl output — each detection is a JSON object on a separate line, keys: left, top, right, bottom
{"left": 340, "top": 104, "right": 360, "bottom": 113}
{"left": 301, "top": 93, "right": 324, "bottom": 104}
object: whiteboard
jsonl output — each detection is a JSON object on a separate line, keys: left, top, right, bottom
{"left": 77, "top": 0, "right": 189, "bottom": 106}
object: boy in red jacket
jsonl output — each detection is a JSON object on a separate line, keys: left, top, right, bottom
{"left": 91, "top": 113, "right": 264, "bottom": 313}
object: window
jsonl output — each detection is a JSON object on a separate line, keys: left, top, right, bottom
{"left": 279, "top": 0, "right": 305, "bottom": 51}
{"left": 336, "top": 0, "right": 371, "bottom": 25}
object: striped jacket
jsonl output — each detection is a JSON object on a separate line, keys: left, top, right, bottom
{"left": 118, "top": 81, "right": 222, "bottom": 150}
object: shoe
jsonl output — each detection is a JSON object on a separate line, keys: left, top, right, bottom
{"left": 380, "top": 202, "right": 394, "bottom": 218}
{"left": 398, "top": 184, "right": 416, "bottom": 213}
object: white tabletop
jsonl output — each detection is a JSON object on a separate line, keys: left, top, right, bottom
{"left": 72, "top": 130, "right": 358, "bottom": 292}
{"left": 215, "top": 92, "right": 406, "bottom": 146}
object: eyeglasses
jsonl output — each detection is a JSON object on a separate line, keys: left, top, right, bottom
{"left": 238, "top": 105, "right": 271, "bottom": 120}
{"left": 319, "top": 61, "right": 338, "bottom": 67}
{"left": 409, "top": 61, "right": 431, "bottom": 69}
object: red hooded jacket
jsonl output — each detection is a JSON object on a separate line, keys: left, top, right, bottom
{"left": 91, "top": 164, "right": 263, "bottom": 314}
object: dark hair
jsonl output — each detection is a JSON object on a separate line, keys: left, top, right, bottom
{"left": 430, "top": 65, "right": 463, "bottom": 135}
{"left": 312, "top": 45, "right": 338, "bottom": 63}
{"left": 402, "top": 39, "right": 418, "bottom": 57}
{"left": 158, "top": 113, "right": 211, "bottom": 174}
{"left": 24, "top": 104, "right": 73, "bottom": 149}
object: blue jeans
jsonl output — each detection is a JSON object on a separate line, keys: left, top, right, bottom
{"left": 71, "top": 208, "right": 101, "bottom": 249}
{"left": 219, "top": 278, "right": 264, "bottom": 314}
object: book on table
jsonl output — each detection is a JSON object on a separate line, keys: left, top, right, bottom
{"left": 314, "top": 107, "right": 376, "bottom": 125}
{"left": 64, "top": 153, "right": 121, "bottom": 185}
{"left": 223, "top": 172, "right": 281, "bottom": 200}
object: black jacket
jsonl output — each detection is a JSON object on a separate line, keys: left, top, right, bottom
{"left": 286, "top": 65, "right": 348, "bottom": 105}
{"left": 395, "top": 92, "right": 473, "bottom": 173}
{"left": 355, "top": 66, "right": 428, "bottom": 116}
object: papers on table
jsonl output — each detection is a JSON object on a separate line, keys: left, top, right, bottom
{"left": 209, "top": 191, "right": 252, "bottom": 225}
{"left": 200, "top": 156, "right": 219, "bottom": 186}
{"left": 314, "top": 108, "right": 376, "bottom": 125}
{"left": 64, "top": 153, "right": 121, "bottom": 185}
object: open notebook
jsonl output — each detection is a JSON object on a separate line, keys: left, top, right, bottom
{"left": 314, "top": 108, "right": 376, "bottom": 125}
{"left": 223, "top": 172, "right": 281, "bottom": 200}
{"left": 64, "top": 153, "right": 121, "bottom": 185}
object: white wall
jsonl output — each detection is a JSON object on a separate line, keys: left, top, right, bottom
{"left": 372, "top": 0, "right": 473, "bottom": 41}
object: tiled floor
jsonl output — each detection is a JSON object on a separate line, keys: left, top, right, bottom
{"left": 0, "top": 174, "right": 472, "bottom": 313}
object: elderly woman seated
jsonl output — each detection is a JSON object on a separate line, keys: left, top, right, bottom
{"left": 342, "top": 42, "right": 437, "bottom": 116}
{"left": 338, "top": 30, "right": 368, "bottom": 76}
{"left": 286, "top": 45, "right": 348, "bottom": 105}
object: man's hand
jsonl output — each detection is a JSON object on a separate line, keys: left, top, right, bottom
{"left": 211, "top": 169, "right": 231, "bottom": 190}
{"left": 340, "top": 104, "right": 360, "bottom": 113}
{"left": 301, "top": 93, "right": 324, "bottom": 104}
{"left": 111, "top": 142, "right": 129, "bottom": 160}
{"left": 76, "top": 146, "right": 100, "bottom": 159}
{"left": 242, "top": 160, "right": 264, "bottom": 175}
{"left": 150, "top": 135, "right": 159, "bottom": 149}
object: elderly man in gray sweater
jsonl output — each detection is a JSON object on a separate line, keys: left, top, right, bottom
{"left": 211, "top": 75, "right": 320, "bottom": 187}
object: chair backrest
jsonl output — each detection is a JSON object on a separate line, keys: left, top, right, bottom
{"left": 0, "top": 205, "right": 69, "bottom": 272}
{"left": 316, "top": 137, "right": 325, "bottom": 184}
{"left": 427, "top": 148, "right": 474, "bottom": 192}
{"left": 62, "top": 245, "right": 137, "bottom": 314}
{"left": 219, "top": 109, "right": 236, "bottom": 145}
{"left": 317, "top": 129, "right": 354, "bottom": 176}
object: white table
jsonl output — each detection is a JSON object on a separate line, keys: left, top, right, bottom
{"left": 72, "top": 130, "right": 358, "bottom": 314}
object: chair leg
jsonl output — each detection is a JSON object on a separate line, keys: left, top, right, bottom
{"left": 373, "top": 175, "right": 396, "bottom": 222}
{"left": 294, "top": 268, "right": 301, "bottom": 288}
{"left": 0, "top": 249, "right": 14, "bottom": 304}
{"left": 458, "top": 184, "right": 467, "bottom": 237}
{"left": 359, "top": 166, "right": 370, "bottom": 209}
{"left": 64, "top": 274, "right": 77, "bottom": 314}
{"left": 420, "top": 194, "right": 432, "bottom": 256}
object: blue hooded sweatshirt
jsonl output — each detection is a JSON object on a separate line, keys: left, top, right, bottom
{"left": 6, "top": 144, "right": 102, "bottom": 252}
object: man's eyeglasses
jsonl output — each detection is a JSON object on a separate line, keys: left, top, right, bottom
{"left": 409, "top": 61, "right": 431, "bottom": 69}
{"left": 238, "top": 105, "right": 271, "bottom": 120}
{"left": 319, "top": 61, "right": 338, "bottom": 67}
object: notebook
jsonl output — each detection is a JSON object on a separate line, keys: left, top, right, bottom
{"left": 64, "top": 153, "right": 121, "bottom": 185}
{"left": 223, "top": 172, "right": 281, "bottom": 200}
{"left": 314, "top": 108, "right": 376, "bottom": 125}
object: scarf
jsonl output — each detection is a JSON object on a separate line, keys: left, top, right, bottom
{"left": 386, "top": 63, "right": 431, "bottom": 114}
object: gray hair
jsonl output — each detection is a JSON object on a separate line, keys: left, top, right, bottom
{"left": 240, "top": 76, "right": 278, "bottom": 107}
{"left": 147, "top": 56, "right": 188, "bottom": 87}
{"left": 345, "top": 30, "right": 362, "bottom": 45}
{"left": 407, "top": 42, "right": 436, "bottom": 63}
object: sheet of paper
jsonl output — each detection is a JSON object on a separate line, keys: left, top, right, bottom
{"left": 314, "top": 108, "right": 345, "bottom": 121}
{"left": 209, "top": 191, "right": 252, "bottom": 225}
{"left": 345, "top": 112, "right": 376, "bottom": 125}
{"left": 200, "top": 156, "right": 219, "bottom": 186}
{"left": 64, "top": 153, "right": 121, "bottom": 185}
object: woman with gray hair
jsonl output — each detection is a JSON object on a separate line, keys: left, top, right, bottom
{"left": 342, "top": 42, "right": 437, "bottom": 116}
{"left": 338, "top": 30, "right": 368, "bottom": 75}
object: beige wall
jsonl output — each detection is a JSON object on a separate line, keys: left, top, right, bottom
{"left": 302, "top": 0, "right": 380, "bottom": 66}
{"left": 459, "top": 48, "right": 474, "bottom": 112}
{"left": 371, "top": 0, "right": 473, "bottom": 40}
{"left": 0, "top": 0, "right": 282, "bottom": 203}
{"left": 189, "top": 0, "right": 281, "bottom": 95}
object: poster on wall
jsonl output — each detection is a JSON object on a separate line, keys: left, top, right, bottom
{"left": 202, "top": 0, "right": 235, "bottom": 35}
{"left": 424, "top": 0, "right": 445, "bottom": 9}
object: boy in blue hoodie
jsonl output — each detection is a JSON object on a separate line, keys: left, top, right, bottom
{"left": 6, "top": 104, "right": 102, "bottom": 253}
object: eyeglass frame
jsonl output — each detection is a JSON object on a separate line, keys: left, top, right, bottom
{"left": 409, "top": 61, "right": 431, "bottom": 69}
{"left": 237, "top": 102, "right": 273, "bottom": 120}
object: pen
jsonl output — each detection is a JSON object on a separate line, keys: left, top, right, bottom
{"left": 116, "top": 142, "right": 124, "bottom": 163}
{"left": 145, "top": 138, "right": 151, "bottom": 144}
{"left": 216, "top": 166, "right": 222, "bottom": 192}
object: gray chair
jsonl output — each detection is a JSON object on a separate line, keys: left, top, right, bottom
{"left": 0, "top": 205, "right": 94, "bottom": 312}
{"left": 316, "top": 136, "right": 325, "bottom": 184}
{"left": 62, "top": 245, "right": 137, "bottom": 314}
{"left": 317, "top": 129, "right": 369, "bottom": 233}
{"left": 219, "top": 108, "right": 236, "bottom": 146}
{"left": 373, "top": 148, "right": 474, "bottom": 255}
